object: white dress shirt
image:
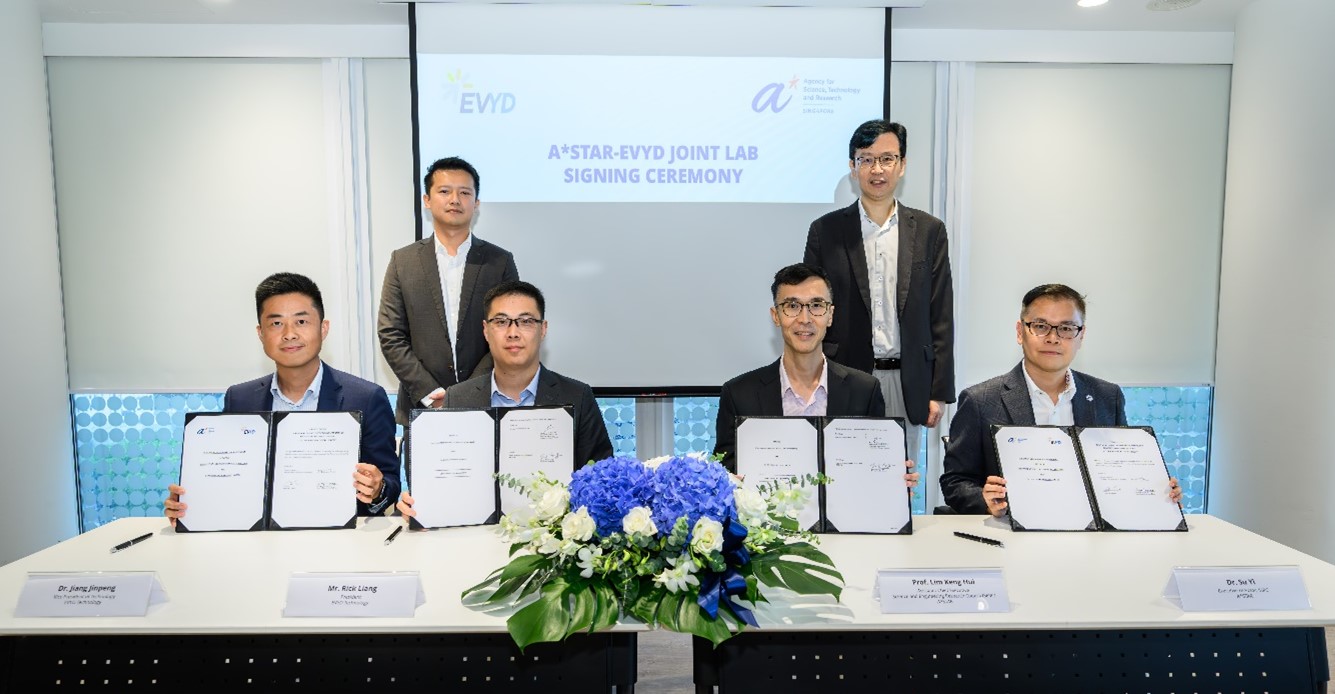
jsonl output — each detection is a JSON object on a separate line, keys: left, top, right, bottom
{"left": 420, "top": 232, "right": 473, "bottom": 406}
{"left": 491, "top": 366, "right": 542, "bottom": 408}
{"left": 778, "top": 356, "right": 829, "bottom": 417}
{"left": 1022, "top": 365, "right": 1077, "bottom": 426}
{"left": 859, "top": 199, "right": 901, "bottom": 359}
{"left": 270, "top": 362, "right": 324, "bottom": 412}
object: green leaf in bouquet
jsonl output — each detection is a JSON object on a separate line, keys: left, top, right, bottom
{"left": 627, "top": 585, "right": 665, "bottom": 624}
{"left": 677, "top": 593, "right": 735, "bottom": 646}
{"left": 566, "top": 582, "right": 597, "bottom": 634}
{"left": 750, "top": 542, "right": 843, "bottom": 599}
{"left": 498, "top": 553, "right": 551, "bottom": 583}
{"left": 461, "top": 566, "right": 505, "bottom": 599}
{"left": 655, "top": 590, "right": 684, "bottom": 632}
{"left": 590, "top": 581, "right": 621, "bottom": 631}
{"left": 507, "top": 578, "right": 574, "bottom": 651}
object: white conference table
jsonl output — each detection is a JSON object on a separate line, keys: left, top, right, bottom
{"left": 696, "top": 513, "right": 1335, "bottom": 693}
{"left": 0, "top": 514, "right": 1332, "bottom": 692}
{"left": 0, "top": 516, "right": 640, "bottom": 692}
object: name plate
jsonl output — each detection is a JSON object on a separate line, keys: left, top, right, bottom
{"left": 283, "top": 572, "right": 424, "bottom": 618}
{"left": 875, "top": 568, "right": 1011, "bottom": 613}
{"left": 1166, "top": 566, "right": 1310, "bottom": 612}
{"left": 16, "top": 572, "right": 167, "bottom": 617}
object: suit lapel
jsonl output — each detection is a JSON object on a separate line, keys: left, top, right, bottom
{"left": 315, "top": 363, "right": 343, "bottom": 411}
{"left": 535, "top": 367, "right": 563, "bottom": 406}
{"left": 842, "top": 204, "right": 872, "bottom": 317}
{"left": 825, "top": 362, "right": 851, "bottom": 417}
{"left": 1000, "top": 364, "right": 1036, "bottom": 426}
{"left": 756, "top": 361, "right": 784, "bottom": 416}
{"left": 896, "top": 205, "right": 914, "bottom": 315}
{"left": 253, "top": 378, "right": 275, "bottom": 411}
{"left": 415, "top": 238, "right": 451, "bottom": 345}
{"left": 1071, "top": 371, "right": 1096, "bottom": 426}
{"left": 459, "top": 237, "right": 485, "bottom": 344}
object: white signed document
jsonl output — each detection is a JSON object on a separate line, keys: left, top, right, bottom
{"left": 736, "top": 417, "right": 820, "bottom": 531}
{"left": 408, "top": 409, "right": 498, "bottom": 528}
{"left": 178, "top": 413, "right": 270, "bottom": 532}
{"left": 1079, "top": 427, "right": 1185, "bottom": 531}
{"left": 269, "top": 411, "right": 360, "bottom": 529}
{"left": 822, "top": 418, "right": 910, "bottom": 533}
{"left": 497, "top": 407, "right": 574, "bottom": 515}
{"left": 994, "top": 426, "right": 1096, "bottom": 531}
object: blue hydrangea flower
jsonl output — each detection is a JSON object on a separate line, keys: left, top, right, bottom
{"left": 650, "top": 456, "right": 736, "bottom": 537}
{"left": 568, "top": 456, "right": 656, "bottom": 537}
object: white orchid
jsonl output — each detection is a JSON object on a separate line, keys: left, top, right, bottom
{"left": 653, "top": 554, "right": 701, "bottom": 593}
{"left": 576, "top": 545, "right": 603, "bottom": 578}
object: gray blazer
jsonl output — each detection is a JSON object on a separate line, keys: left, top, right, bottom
{"left": 444, "top": 366, "right": 615, "bottom": 469}
{"left": 939, "top": 362, "right": 1127, "bottom": 514}
{"left": 712, "top": 358, "right": 886, "bottom": 472}
{"left": 378, "top": 235, "right": 518, "bottom": 424}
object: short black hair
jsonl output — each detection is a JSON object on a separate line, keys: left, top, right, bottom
{"left": 1021, "top": 283, "right": 1087, "bottom": 319}
{"left": 255, "top": 272, "right": 324, "bottom": 322}
{"left": 848, "top": 120, "right": 908, "bottom": 161}
{"left": 484, "top": 280, "right": 545, "bottom": 318}
{"left": 423, "top": 156, "right": 480, "bottom": 197}
{"left": 771, "top": 263, "right": 832, "bottom": 301}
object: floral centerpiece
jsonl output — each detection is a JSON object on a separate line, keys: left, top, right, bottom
{"left": 463, "top": 453, "right": 842, "bottom": 648}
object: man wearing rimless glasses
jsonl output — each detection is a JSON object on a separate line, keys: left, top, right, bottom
{"left": 939, "top": 283, "right": 1182, "bottom": 516}
{"left": 713, "top": 263, "right": 918, "bottom": 491}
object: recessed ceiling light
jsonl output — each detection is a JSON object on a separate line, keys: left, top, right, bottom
{"left": 1077, "top": 0, "right": 1109, "bottom": 7}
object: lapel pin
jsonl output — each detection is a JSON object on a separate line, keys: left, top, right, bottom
{"left": 1086, "top": 395, "right": 1094, "bottom": 402}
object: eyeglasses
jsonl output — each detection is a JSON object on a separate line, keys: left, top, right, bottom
{"left": 485, "top": 316, "right": 543, "bottom": 331}
{"left": 1024, "top": 321, "right": 1084, "bottom": 340}
{"left": 776, "top": 299, "right": 833, "bottom": 317}
{"left": 854, "top": 153, "right": 903, "bottom": 169}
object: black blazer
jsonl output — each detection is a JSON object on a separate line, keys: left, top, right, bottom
{"left": 378, "top": 235, "right": 519, "bottom": 424}
{"left": 803, "top": 201, "right": 955, "bottom": 425}
{"left": 939, "top": 362, "right": 1127, "bottom": 514}
{"left": 223, "top": 363, "right": 401, "bottom": 516}
{"left": 712, "top": 359, "right": 886, "bottom": 472}
{"left": 443, "top": 366, "right": 615, "bottom": 469}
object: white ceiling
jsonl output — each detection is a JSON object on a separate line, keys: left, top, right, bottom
{"left": 39, "top": 0, "right": 1250, "bottom": 31}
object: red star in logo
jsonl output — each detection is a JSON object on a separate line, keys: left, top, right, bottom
{"left": 787, "top": 76, "right": 799, "bottom": 89}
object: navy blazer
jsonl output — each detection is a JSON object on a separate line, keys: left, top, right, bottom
{"left": 803, "top": 201, "right": 955, "bottom": 425}
{"left": 223, "top": 363, "right": 401, "bottom": 515}
{"left": 712, "top": 358, "right": 887, "bottom": 472}
{"left": 443, "top": 366, "right": 615, "bottom": 469}
{"left": 939, "top": 362, "right": 1127, "bottom": 514}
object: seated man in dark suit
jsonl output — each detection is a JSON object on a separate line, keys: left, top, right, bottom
{"left": 397, "top": 280, "right": 613, "bottom": 518}
{"left": 940, "top": 283, "right": 1181, "bottom": 516}
{"left": 713, "top": 263, "right": 918, "bottom": 488}
{"left": 164, "top": 273, "right": 400, "bottom": 525}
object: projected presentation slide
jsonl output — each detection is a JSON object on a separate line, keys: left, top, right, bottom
{"left": 416, "top": 54, "right": 882, "bottom": 204}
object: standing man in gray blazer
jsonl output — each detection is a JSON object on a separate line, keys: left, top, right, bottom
{"left": 939, "top": 283, "right": 1181, "bottom": 515}
{"left": 379, "top": 157, "right": 519, "bottom": 425}
{"left": 804, "top": 120, "right": 955, "bottom": 462}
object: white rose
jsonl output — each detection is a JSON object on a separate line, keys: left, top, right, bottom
{"left": 534, "top": 486, "right": 570, "bottom": 522}
{"left": 733, "top": 488, "right": 768, "bottom": 523}
{"left": 691, "top": 517, "right": 724, "bottom": 554}
{"left": 561, "top": 506, "right": 596, "bottom": 542}
{"left": 622, "top": 506, "right": 659, "bottom": 537}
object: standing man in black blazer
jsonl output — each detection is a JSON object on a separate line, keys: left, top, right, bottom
{"left": 379, "top": 157, "right": 519, "bottom": 425}
{"left": 803, "top": 120, "right": 955, "bottom": 458}
{"left": 939, "top": 284, "right": 1181, "bottom": 515}
{"left": 396, "top": 280, "right": 614, "bottom": 520}
{"left": 164, "top": 273, "right": 400, "bottom": 525}
{"left": 713, "top": 264, "right": 917, "bottom": 492}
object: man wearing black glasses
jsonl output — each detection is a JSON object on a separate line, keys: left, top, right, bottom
{"left": 803, "top": 119, "right": 955, "bottom": 467}
{"left": 712, "top": 264, "right": 894, "bottom": 473}
{"left": 940, "top": 284, "right": 1181, "bottom": 515}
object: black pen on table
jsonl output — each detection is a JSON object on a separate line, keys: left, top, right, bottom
{"left": 384, "top": 525, "right": 404, "bottom": 546}
{"left": 110, "top": 532, "right": 154, "bottom": 554}
{"left": 953, "top": 531, "right": 1004, "bottom": 548}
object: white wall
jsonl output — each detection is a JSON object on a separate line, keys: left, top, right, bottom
{"left": 964, "top": 63, "right": 1230, "bottom": 389}
{"left": 48, "top": 58, "right": 337, "bottom": 391}
{"left": 1211, "top": 0, "right": 1335, "bottom": 563}
{"left": 0, "top": 0, "right": 79, "bottom": 564}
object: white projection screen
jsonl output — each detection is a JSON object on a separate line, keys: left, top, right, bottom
{"left": 413, "top": 4, "right": 887, "bottom": 391}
